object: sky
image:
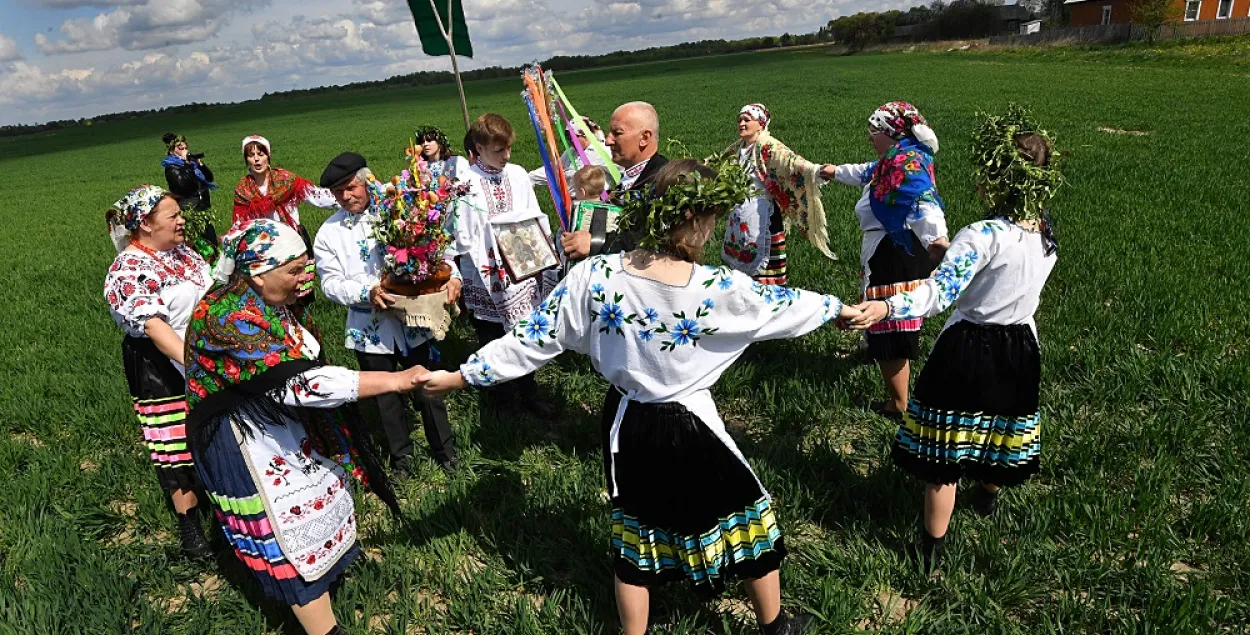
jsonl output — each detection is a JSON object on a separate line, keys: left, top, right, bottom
{"left": 0, "top": 0, "right": 921, "bottom": 127}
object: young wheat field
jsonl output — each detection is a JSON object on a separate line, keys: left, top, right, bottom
{"left": 0, "top": 44, "right": 1247, "bottom": 634}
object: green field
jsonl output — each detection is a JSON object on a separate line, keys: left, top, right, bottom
{"left": 1, "top": 44, "right": 1248, "bottom": 634}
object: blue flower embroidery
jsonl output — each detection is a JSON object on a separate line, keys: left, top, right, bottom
{"left": 524, "top": 311, "right": 550, "bottom": 341}
{"left": 357, "top": 239, "right": 371, "bottom": 261}
{"left": 642, "top": 307, "right": 659, "bottom": 324}
{"left": 551, "top": 285, "right": 569, "bottom": 300}
{"left": 463, "top": 355, "right": 495, "bottom": 386}
{"left": 638, "top": 329, "right": 655, "bottom": 342}
{"left": 590, "top": 283, "right": 605, "bottom": 295}
{"left": 718, "top": 277, "right": 733, "bottom": 290}
{"left": 701, "top": 298, "right": 716, "bottom": 310}
{"left": 600, "top": 302, "right": 625, "bottom": 330}
{"left": 671, "top": 319, "right": 700, "bottom": 346}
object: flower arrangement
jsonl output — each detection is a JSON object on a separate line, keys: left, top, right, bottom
{"left": 367, "top": 141, "right": 470, "bottom": 284}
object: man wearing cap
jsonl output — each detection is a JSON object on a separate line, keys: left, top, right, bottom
{"left": 313, "top": 152, "right": 461, "bottom": 475}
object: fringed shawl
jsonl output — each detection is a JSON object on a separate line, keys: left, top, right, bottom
{"left": 868, "top": 136, "right": 944, "bottom": 255}
{"left": 719, "top": 131, "right": 836, "bottom": 260}
{"left": 184, "top": 276, "right": 401, "bottom": 517}
{"left": 232, "top": 167, "right": 315, "bottom": 228}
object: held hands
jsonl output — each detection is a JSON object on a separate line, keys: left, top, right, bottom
{"left": 818, "top": 164, "right": 838, "bottom": 181}
{"left": 561, "top": 231, "right": 591, "bottom": 260}
{"left": 845, "top": 300, "right": 891, "bottom": 330}
{"left": 369, "top": 284, "right": 396, "bottom": 310}
{"left": 393, "top": 365, "right": 431, "bottom": 393}
{"left": 422, "top": 370, "right": 467, "bottom": 397}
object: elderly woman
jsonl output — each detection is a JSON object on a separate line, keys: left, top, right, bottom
{"left": 717, "top": 103, "right": 838, "bottom": 285}
{"left": 831, "top": 102, "right": 950, "bottom": 419}
{"left": 185, "top": 219, "right": 418, "bottom": 635}
{"left": 162, "top": 132, "right": 220, "bottom": 262}
{"left": 424, "top": 159, "right": 862, "bottom": 635}
{"left": 104, "top": 184, "right": 214, "bottom": 559}
{"left": 232, "top": 135, "right": 338, "bottom": 308}
{"left": 850, "top": 105, "right": 1062, "bottom": 573}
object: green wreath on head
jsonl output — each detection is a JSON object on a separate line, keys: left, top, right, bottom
{"left": 972, "top": 103, "right": 1063, "bottom": 221}
{"left": 413, "top": 125, "right": 453, "bottom": 157}
{"left": 615, "top": 155, "right": 758, "bottom": 252}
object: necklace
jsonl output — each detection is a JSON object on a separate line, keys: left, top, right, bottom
{"left": 279, "top": 307, "right": 306, "bottom": 359}
{"left": 475, "top": 160, "right": 503, "bottom": 176}
{"left": 128, "top": 240, "right": 204, "bottom": 286}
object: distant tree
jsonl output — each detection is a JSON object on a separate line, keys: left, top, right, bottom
{"left": 1131, "top": 0, "right": 1182, "bottom": 41}
{"left": 828, "top": 12, "right": 891, "bottom": 52}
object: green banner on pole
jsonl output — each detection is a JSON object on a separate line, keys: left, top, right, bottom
{"left": 407, "top": 0, "right": 473, "bottom": 58}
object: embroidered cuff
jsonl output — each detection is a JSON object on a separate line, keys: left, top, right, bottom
{"left": 822, "top": 295, "right": 843, "bottom": 323}
{"left": 460, "top": 354, "right": 496, "bottom": 387}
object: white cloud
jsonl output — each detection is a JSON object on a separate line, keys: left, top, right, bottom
{"left": 0, "top": 34, "right": 23, "bottom": 62}
{"left": 35, "top": 0, "right": 270, "bottom": 55}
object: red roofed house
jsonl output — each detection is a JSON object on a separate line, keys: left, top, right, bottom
{"left": 1066, "top": 0, "right": 1249, "bottom": 26}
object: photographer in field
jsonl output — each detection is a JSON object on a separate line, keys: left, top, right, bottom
{"left": 162, "top": 132, "right": 220, "bottom": 262}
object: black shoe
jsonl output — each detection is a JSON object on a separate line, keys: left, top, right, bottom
{"left": 324, "top": 626, "right": 348, "bottom": 635}
{"left": 972, "top": 486, "right": 1000, "bottom": 517}
{"left": 908, "top": 530, "right": 944, "bottom": 576}
{"left": 176, "top": 507, "right": 213, "bottom": 560}
{"left": 436, "top": 456, "right": 459, "bottom": 475}
{"left": 870, "top": 400, "right": 904, "bottom": 422}
{"left": 760, "top": 610, "right": 814, "bottom": 635}
{"left": 390, "top": 455, "right": 414, "bottom": 479}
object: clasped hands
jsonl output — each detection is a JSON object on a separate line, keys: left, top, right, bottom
{"left": 369, "top": 278, "right": 463, "bottom": 311}
{"left": 392, "top": 364, "right": 465, "bottom": 397}
{"left": 838, "top": 299, "right": 891, "bottom": 330}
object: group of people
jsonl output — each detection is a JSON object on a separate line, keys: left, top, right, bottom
{"left": 102, "top": 97, "right": 1061, "bottom": 635}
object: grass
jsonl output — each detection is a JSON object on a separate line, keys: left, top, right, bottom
{"left": 1, "top": 44, "right": 1248, "bottom": 634}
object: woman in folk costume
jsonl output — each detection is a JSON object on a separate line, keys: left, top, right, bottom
{"left": 830, "top": 101, "right": 949, "bottom": 419}
{"left": 232, "top": 135, "right": 338, "bottom": 309}
{"left": 184, "top": 219, "right": 417, "bottom": 635}
{"left": 718, "top": 103, "right": 838, "bottom": 285}
{"left": 411, "top": 125, "right": 466, "bottom": 181}
{"left": 850, "top": 105, "right": 1062, "bottom": 573}
{"left": 103, "top": 185, "right": 214, "bottom": 558}
{"left": 450, "top": 113, "right": 557, "bottom": 418}
{"left": 424, "top": 159, "right": 863, "bottom": 635}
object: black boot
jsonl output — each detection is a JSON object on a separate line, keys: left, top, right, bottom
{"left": 971, "top": 485, "right": 1000, "bottom": 517}
{"left": 177, "top": 507, "right": 213, "bottom": 560}
{"left": 323, "top": 626, "right": 348, "bottom": 635}
{"left": 759, "top": 610, "right": 814, "bottom": 635}
{"left": 909, "top": 529, "right": 944, "bottom": 576}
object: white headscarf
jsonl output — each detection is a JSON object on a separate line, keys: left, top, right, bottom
{"left": 213, "top": 219, "right": 307, "bottom": 283}
{"left": 105, "top": 184, "right": 167, "bottom": 253}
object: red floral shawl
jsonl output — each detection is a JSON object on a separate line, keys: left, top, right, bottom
{"left": 232, "top": 167, "right": 314, "bottom": 228}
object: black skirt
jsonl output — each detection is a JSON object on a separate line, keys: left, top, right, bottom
{"left": 891, "top": 321, "right": 1042, "bottom": 486}
{"left": 601, "top": 388, "right": 786, "bottom": 598}
{"left": 122, "top": 335, "right": 198, "bottom": 491}
{"left": 863, "top": 231, "right": 935, "bottom": 361}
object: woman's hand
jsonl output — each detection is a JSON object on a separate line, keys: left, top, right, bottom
{"left": 848, "top": 300, "right": 891, "bottom": 330}
{"left": 422, "top": 370, "right": 467, "bottom": 397}
{"left": 441, "top": 278, "right": 462, "bottom": 306}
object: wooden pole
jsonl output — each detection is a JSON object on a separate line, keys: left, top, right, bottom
{"left": 428, "top": 0, "right": 471, "bottom": 131}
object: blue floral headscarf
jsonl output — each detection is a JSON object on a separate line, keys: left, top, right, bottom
{"left": 866, "top": 102, "right": 944, "bottom": 254}
{"left": 213, "top": 219, "right": 307, "bottom": 283}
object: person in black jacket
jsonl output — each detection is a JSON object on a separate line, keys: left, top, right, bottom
{"left": 162, "top": 133, "right": 220, "bottom": 261}
{"left": 560, "top": 102, "right": 668, "bottom": 260}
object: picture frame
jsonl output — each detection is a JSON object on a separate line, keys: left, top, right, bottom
{"left": 494, "top": 218, "right": 560, "bottom": 282}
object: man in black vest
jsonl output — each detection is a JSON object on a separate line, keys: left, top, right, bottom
{"left": 561, "top": 101, "right": 669, "bottom": 259}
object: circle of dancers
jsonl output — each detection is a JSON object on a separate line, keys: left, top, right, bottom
{"left": 103, "top": 101, "right": 1061, "bottom": 635}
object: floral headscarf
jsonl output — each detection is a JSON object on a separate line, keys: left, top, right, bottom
{"left": 105, "top": 184, "right": 167, "bottom": 252}
{"left": 869, "top": 101, "right": 940, "bottom": 154}
{"left": 213, "top": 219, "right": 307, "bottom": 283}
{"left": 740, "top": 103, "right": 770, "bottom": 129}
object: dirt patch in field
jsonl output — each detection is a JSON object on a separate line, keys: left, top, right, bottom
{"left": 1097, "top": 126, "right": 1149, "bottom": 136}
{"left": 856, "top": 586, "right": 920, "bottom": 629}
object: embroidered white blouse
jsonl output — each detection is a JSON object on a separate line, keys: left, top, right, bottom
{"left": 313, "top": 204, "right": 460, "bottom": 355}
{"left": 459, "top": 254, "right": 845, "bottom": 494}
{"left": 721, "top": 143, "right": 773, "bottom": 276}
{"left": 886, "top": 218, "right": 1057, "bottom": 337}
{"left": 450, "top": 162, "right": 555, "bottom": 326}
{"left": 833, "top": 162, "right": 948, "bottom": 282}
{"left": 104, "top": 245, "right": 212, "bottom": 373}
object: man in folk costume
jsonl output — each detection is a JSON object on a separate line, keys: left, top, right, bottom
{"left": 561, "top": 101, "right": 669, "bottom": 260}
{"left": 185, "top": 219, "right": 417, "bottom": 635}
{"left": 717, "top": 103, "right": 839, "bottom": 285}
{"left": 313, "top": 152, "right": 462, "bottom": 475}
{"left": 450, "top": 113, "right": 557, "bottom": 418}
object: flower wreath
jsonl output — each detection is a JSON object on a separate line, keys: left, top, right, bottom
{"left": 972, "top": 103, "right": 1063, "bottom": 222}
{"left": 615, "top": 156, "right": 757, "bottom": 252}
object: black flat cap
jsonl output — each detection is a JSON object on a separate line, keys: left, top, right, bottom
{"left": 320, "top": 152, "right": 367, "bottom": 188}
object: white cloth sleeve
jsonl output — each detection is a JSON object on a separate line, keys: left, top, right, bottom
{"left": 460, "top": 261, "right": 591, "bottom": 387}
{"left": 715, "top": 271, "right": 843, "bottom": 342}
{"left": 104, "top": 262, "right": 170, "bottom": 338}
{"left": 304, "top": 186, "right": 339, "bottom": 209}
{"left": 888, "top": 223, "right": 992, "bottom": 320}
{"left": 834, "top": 162, "right": 875, "bottom": 187}
{"left": 275, "top": 366, "right": 361, "bottom": 408}
{"left": 910, "top": 199, "right": 949, "bottom": 248}
{"left": 313, "top": 229, "right": 372, "bottom": 308}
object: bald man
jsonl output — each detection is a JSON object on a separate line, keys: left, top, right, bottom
{"left": 561, "top": 101, "right": 669, "bottom": 260}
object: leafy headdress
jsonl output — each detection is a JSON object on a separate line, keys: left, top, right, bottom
{"left": 615, "top": 155, "right": 757, "bottom": 252}
{"left": 972, "top": 103, "right": 1063, "bottom": 221}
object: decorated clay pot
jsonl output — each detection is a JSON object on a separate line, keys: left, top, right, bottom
{"left": 381, "top": 262, "right": 452, "bottom": 297}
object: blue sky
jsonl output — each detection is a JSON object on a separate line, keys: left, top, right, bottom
{"left": 0, "top": 0, "right": 918, "bottom": 127}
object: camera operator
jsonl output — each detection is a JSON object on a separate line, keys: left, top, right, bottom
{"left": 161, "top": 132, "right": 217, "bottom": 212}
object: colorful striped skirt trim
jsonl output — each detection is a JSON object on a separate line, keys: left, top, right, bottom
{"left": 890, "top": 320, "right": 1043, "bottom": 486}
{"left": 753, "top": 229, "right": 788, "bottom": 286}
{"left": 612, "top": 496, "right": 785, "bottom": 593}
{"left": 864, "top": 279, "right": 925, "bottom": 334}
{"left": 122, "top": 335, "right": 198, "bottom": 491}
{"left": 863, "top": 231, "right": 935, "bottom": 361}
